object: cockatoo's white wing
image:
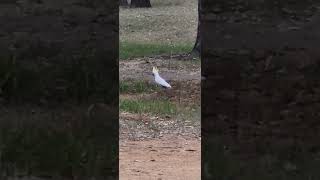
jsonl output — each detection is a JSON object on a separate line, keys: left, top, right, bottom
{"left": 155, "top": 75, "right": 171, "bottom": 88}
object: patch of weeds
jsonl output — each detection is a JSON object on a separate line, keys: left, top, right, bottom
{"left": 119, "top": 99, "right": 177, "bottom": 115}
{"left": 120, "top": 80, "right": 158, "bottom": 94}
{"left": 120, "top": 42, "right": 192, "bottom": 60}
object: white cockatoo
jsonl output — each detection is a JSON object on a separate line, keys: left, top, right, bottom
{"left": 152, "top": 66, "right": 172, "bottom": 88}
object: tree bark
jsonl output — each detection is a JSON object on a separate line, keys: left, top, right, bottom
{"left": 192, "top": 20, "right": 200, "bottom": 56}
{"left": 192, "top": 0, "right": 201, "bottom": 57}
{"left": 130, "top": 0, "right": 151, "bottom": 8}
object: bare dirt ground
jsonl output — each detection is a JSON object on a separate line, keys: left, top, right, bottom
{"left": 119, "top": 56, "right": 200, "bottom": 180}
{"left": 120, "top": 136, "right": 200, "bottom": 180}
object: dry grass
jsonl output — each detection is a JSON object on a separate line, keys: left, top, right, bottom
{"left": 120, "top": 0, "right": 198, "bottom": 44}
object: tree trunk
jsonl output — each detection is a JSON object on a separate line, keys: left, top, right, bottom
{"left": 192, "top": 0, "right": 201, "bottom": 57}
{"left": 120, "top": 0, "right": 129, "bottom": 6}
{"left": 192, "top": 20, "right": 200, "bottom": 57}
{"left": 130, "top": 0, "right": 151, "bottom": 8}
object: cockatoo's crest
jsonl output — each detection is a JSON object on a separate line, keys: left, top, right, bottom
{"left": 152, "top": 66, "right": 158, "bottom": 74}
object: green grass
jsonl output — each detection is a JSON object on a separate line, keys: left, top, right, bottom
{"left": 120, "top": 80, "right": 158, "bottom": 94}
{"left": 119, "top": 99, "right": 177, "bottom": 115}
{"left": 119, "top": 42, "right": 193, "bottom": 60}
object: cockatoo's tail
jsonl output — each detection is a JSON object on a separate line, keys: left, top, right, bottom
{"left": 152, "top": 66, "right": 171, "bottom": 88}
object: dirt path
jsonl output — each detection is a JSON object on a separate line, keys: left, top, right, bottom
{"left": 120, "top": 136, "right": 201, "bottom": 180}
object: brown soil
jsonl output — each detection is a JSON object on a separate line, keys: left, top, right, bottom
{"left": 120, "top": 135, "right": 201, "bottom": 180}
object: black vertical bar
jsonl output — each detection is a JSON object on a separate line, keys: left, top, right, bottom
{"left": 0, "top": 0, "right": 119, "bottom": 179}
{"left": 202, "top": 0, "right": 320, "bottom": 179}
